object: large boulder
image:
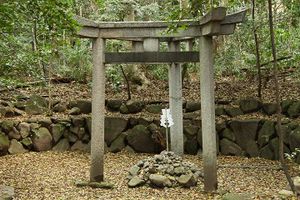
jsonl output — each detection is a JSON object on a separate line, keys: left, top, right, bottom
{"left": 127, "top": 125, "right": 159, "bottom": 153}
{"left": 220, "top": 138, "right": 243, "bottom": 156}
{"left": 287, "top": 101, "right": 300, "bottom": 118}
{"left": 183, "top": 125, "right": 199, "bottom": 138}
{"left": 239, "top": 98, "right": 261, "bottom": 113}
{"left": 185, "top": 101, "right": 201, "bottom": 113}
{"left": 68, "top": 100, "right": 91, "bottom": 114}
{"left": 281, "top": 100, "right": 293, "bottom": 114}
{"left": 220, "top": 128, "right": 235, "bottom": 141}
{"left": 126, "top": 100, "right": 144, "bottom": 113}
{"left": 225, "top": 107, "right": 243, "bottom": 117}
{"left": 52, "top": 138, "right": 70, "bottom": 151}
{"left": 32, "top": 127, "right": 53, "bottom": 151}
{"left": 289, "top": 127, "right": 300, "bottom": 151}
{"left": 1, "top": 120, "right": 15, "bottom": 134}
{"left": 106, "top": 100, "right": 122, "bottom": 112}
{"left": 0, "top": 132, "right": 9, "bottom": 155}
{"left": 25, "top": 95, "right": 48, "bottom": 115}
{"left": 51, "top": 123, "right": 65, "bottom": 143}
{"left": 109, "top": 133, "right": 127, "bottom": 153}
{"left": 145, "top": 104, "right": 162, "bottom": 114}
{"left": 269, "top": 137, "right": 290, "bottom": 160}
{"left": 262, "top": 103, "right": 277, "bottom": 115}
{"left": 105, "top": 117, "right": 128, "bottom": 146}
{"left": 149, "top": 174, "right": 172, "bottom": 188}
{"left": 230, "top": 120, "right": 259, "bottom": 156}
{"left": 259, "top": 144, "right": 274, "bottom": 160}
{"left": 8, "top": 139, "right": 28, "bottom": 154}
{"left": 257, "top": 121, "right": 275, "bottom": 147}
{"left": 184, "top": 139, "right": 198, "bottom": 155}
{"left": 71, "top": 140, "right": 90, "bottom": 152}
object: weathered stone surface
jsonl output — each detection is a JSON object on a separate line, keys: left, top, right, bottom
{"left": 222, "top": 193, "right": 252, "bottom": 200}
{"left": 293, "top": 176, "right": 300, "bottom": 194}
{"left": 52, "top": 103, "right": 67, "bottom": 113}
{"left": 32, "top": 127, "right": 52, "bottom": 151}
{"left": 149, "top": 174, "right": 172, "bottom": 187}
{"left": 69, "top": 107, "right": 81, "bottom": 115}
{"left": 245, "top": 140, "right": 259, "bottom": 157}
{"left": 225, "top": 107, "right": 243, "bottom": 117}
{"left": 38, "top": 118, "right": 52, "bottom": 128}
{"left": 257, "top": 121, "right": 275, "bottom": 148}
{"left": 21, "top": 137, "right": 32, "bottom": 148}
{"left": 259, "top": 144, "right": 274, "bottom": 160}
{"left": 262, "top": 103, "right": 277, "bottom": 115}
{"left": 8, "top": 127, "right": 21, "bottom": 140}
{"left": 8, "top": 139, "right": 27, "bottom": 154}
{"left": 109, "top": 133, "right": 127, "bottom": 153}
{"left": 65, "top": 131, "right": 78, "bottom": 143}
{"left": 107, "top": 99, "right": 122, "bottom": 112}
{"left": 183, "top": 125, "right": 199, "bottom": 138}
{"left": 52, "top": 138, "right": 70, "bottom": 151}
{"left": 124, "top": 145, "right": 135, "bottom": 153}
{"left": 185, "top": 101, "right": 201, "bottom": 112}
{"left": 216, "top": 122, "right": 227, "bottom": 133}
{"left": 289, "top": 127, "right": 300, "bottom": 151}
{"left": 279, "top": 124, "right": 292, "bottom": 145}
{"left": 278, "top": 189, "right": 294, "bottom": 198}
{"left": 18, "top": 122, "right": 31, "bottom": 138}
{"left": 0, "top": 132, "right": 10, "bottom": 155}
{"left": 287, "top": 101, "right": 300, "bottom": 118}
{"left": 120, "top": 104, "right": 130, "bottom": 114}
{"left": 281, "top": 100, "right": 293, "bottom": 114}
{"left": 71, "top": 116, "right": 85, "bottom": 127}
{"left": 197, "top": 129, "right": 202, "bottom": 148}
{"left": 127, "top": 125, "right": 159, "bottom": 153}
{"left": 69, "top": 100, "right": 91, "bottom": 114}
{"left": 105, "top": 117, "right": 128, "bottom": 146}
{"left": 239, "top": 98, "right": 261, "bottom": 113}
{"left": 51, "top": 123, "right": 65, "bottom": 143}
{"left": 230, "top": 120, "right": 259, "bottom": 152}
{"left": 129, "top": 165, "right": 140, "bottom": 176}
{"left": 0, "top": 185, "right": 14, "bottom": 200}
{"left": 220, "top": 138, "right": 243, "bottom": 156}
{"left": 215, "top": 106, "right": 226, "bottom": 116}
{"left": 0, "top": 106, "right": 15, "bottom": 117}
{"left": 1, "top": 120, "right": 15, "bottom": 134}
{"left": 25, "top": 95, "right": 48, "bottom": 115}
{"left": 184, "top": 139, "right": 198, "bottom": 155}
{"left": 269, "top": 138, "right": 290, "bottom": 160}
{"left": 71, "top": 140, "right": 90, "bottom": 152}
{"left": 128, "top": 176, "right": 145, "bottom": 187}
{"left": 177, "top": 174, "right": 197, "bottom": 187}
{"left": 126, "top": 100, "right": 144, "bottom": 113}
{"left": 220, "top": 128, "right": 235, "bottom": 141}
{"left": 145, "top": 104, "right": 162, "bottom": 114}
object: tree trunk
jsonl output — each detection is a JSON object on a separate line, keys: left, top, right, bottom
{"left": 267, "top": 0, "right": 297, "bottom": 196}
{"left": 252, "top": 0, "right": 262, "bottom": 100}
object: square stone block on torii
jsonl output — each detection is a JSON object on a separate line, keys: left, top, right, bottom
{"left": 75, "top": 7, "right": 247, "bottom": 192}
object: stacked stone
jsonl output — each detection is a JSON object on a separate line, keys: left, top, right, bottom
{"left": 127, "top": 151, "right": 203, "bottom": 188}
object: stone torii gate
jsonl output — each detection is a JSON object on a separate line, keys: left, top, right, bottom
{"left": 76, "top": 7, "right": 246, "bottom": 192}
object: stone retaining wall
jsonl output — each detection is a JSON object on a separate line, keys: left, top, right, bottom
{"left": 0, "top": 115, "right": 299, "bottom": 163}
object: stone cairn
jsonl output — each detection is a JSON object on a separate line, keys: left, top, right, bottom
{"left": 127, "top": 151, "right": 203, "bottom": 188}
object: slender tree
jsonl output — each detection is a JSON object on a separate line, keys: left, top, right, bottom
{"left": 251, "top": 0, "right": 262, "bottom": 100}
{"left": 267, "top": 0, "right": 297, "bottom": 196}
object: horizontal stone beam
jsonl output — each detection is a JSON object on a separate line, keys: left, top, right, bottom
{"left": 104, "top": 52, "right": 199, "bottom": 64}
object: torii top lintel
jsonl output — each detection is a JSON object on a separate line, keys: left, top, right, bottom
{"left": 75, "top": 7, "right": 247, "bottom": 39}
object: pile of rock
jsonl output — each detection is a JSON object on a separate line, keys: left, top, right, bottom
{"left": 127, "top": 151, "right": 203, "bottom": 188}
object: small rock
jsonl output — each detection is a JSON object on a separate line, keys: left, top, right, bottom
{"left": 107, "top": 100, "right": 122, "bottom": 112}
{"left": 21, "top": 137, "right": 33, "bottom": 148}
{"left": 0, "top": 185, "right": 14, "bottom": 200}
{"left": 52, "top": 138, "right": 70, "bottom": 151}
{"left": 145, "top": 104, "right": 162, "bottom": 114}
{"left": 0, "top": 132, "right": 10, "bottom": 155}
{"left": 177, "top": 174, "right": 197, "bottom": 187}
{"left": 262, "top": 103, "right": 277, "bottom": 115}
{"left": 32, "top": 127, "right": 53, "bottom": 151}
{"left": 8, "top": 127, "right": 21, "bottom": 140}
{"left": 69, "top": 100, "right": 91, "bottom": 114}
{"left": 71, "top": 141, "right": 89, "bottom": 152}
{"left": 129, "top": 165, "right": 140, "bottom": 176}
{"left": 52, "top": 103, "right": 67, "bottom": 113}
{"left": 185, "top": 101, "right": 201, "bottom": 112}
{"left": 128, "top": 176, "right": 145, "bottom": 187}
{"left": 69, "top": 107, "right": 81, "bottom": 115}
{"left": 149, "top": 174, "right": 172, "bottom": 187}
{"left": 8, "top": 139, "right": 28, "bottom": 154}
{"left": 18, "top": 122, "right": 31, "bottom": 138}
{"left": 225, "top": 107, "right": 243, "bottom": 117}
{"left": 278, "top": 190, "right": 294, "bottom": 198}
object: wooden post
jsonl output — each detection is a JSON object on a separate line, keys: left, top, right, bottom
{"left": 168, "top": 41, "right": 184, "bottom": 155}
{"left": 90, "top": 37, "right": 106, "bottom": 182}
{"left": 199, "top": 36, "right": 217, "bottom": 191}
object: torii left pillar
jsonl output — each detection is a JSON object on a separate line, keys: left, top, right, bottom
{"left": 90, "top": 37, "right": 105, "bottom": 182}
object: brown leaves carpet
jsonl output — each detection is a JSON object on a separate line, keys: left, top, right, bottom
{"left": 0, "top": 151, "right": 298, "bottom": 200}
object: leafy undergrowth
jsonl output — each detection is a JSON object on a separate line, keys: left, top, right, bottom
{"left": 0, "top": 151, "right": 299, "bottom": 200}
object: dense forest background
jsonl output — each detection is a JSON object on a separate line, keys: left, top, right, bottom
{"left": 0, "top": 0, "right": 299, "bottom": 92}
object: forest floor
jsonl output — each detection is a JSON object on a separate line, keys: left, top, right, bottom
{"left": 0, "top": 150, "right": 299, "bottom": 200}
{"left": 0, "top": 74, "right": 299, "bottom": 199}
